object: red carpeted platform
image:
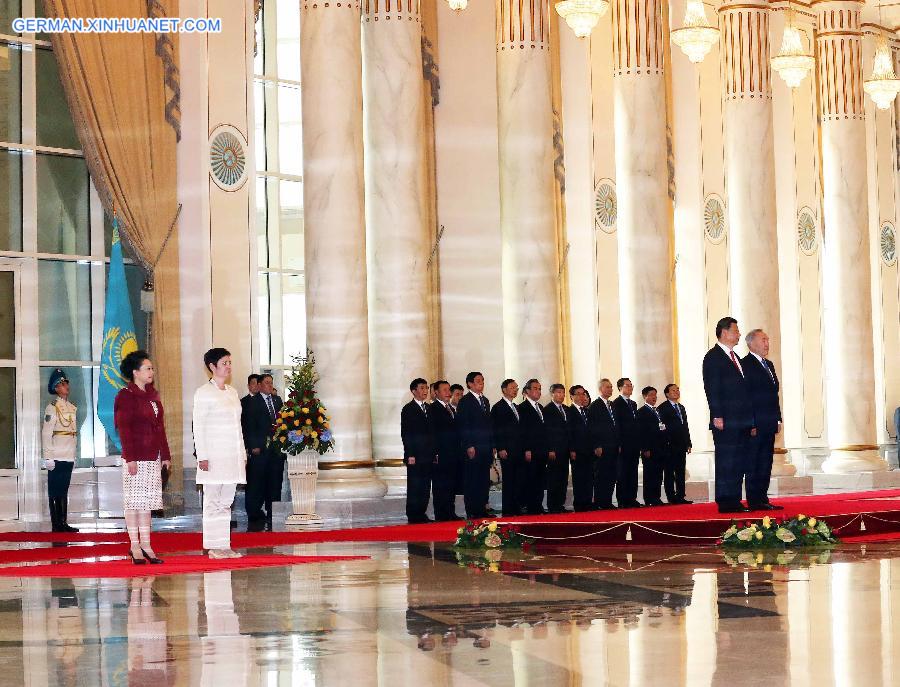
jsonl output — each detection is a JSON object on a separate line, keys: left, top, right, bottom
{"left": 0, "top": 554, "right": 368, "bottom": 578}
{"left": 2, "top": 489, "right": 900, "bottom": 559}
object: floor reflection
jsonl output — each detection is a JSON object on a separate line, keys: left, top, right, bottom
{"left": 0, "top": 540, "right": 899, "bottom": 685}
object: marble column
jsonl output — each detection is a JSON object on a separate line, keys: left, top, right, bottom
{"left": 611, "top": 0, "right": 674, "bottom": 388}
{"left": 363, "top": 0, "right": 431, "bottom": 469}
{"left": 300, "top": 0, "right": 387, "bottom": 497}
{"left": 719, "top": 0, "right": 794, "bottom": 477}
{"left": 496, "top": 0, "right": 560, "bottom": 386}
{"left": 814, "top": 0, "right": 886, "bottom": 472}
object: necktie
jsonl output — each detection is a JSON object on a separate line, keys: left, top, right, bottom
{"left": 535, "top": 402, "right": 544, "bottom": 422}
{"left": 558, "top": 404, "right": 567, "bottom": 422}
{"left": 674, "top": 402, "right": 683, "bottom": 423}
{"left": 480, "top": 396, "right": 489, "bottom": 414}
{"left": 265, "top": 395, "right": 275, "bottom": 421}
{"left": 420, "top": 402, "right": 428, "bottom": 417}
{"left": 580, "top": 407, "right": 587, "bottom": 423}
{"left": 652, "top": 406, "right": 661, "bottom": 421}
{"left": 606, "top": 401, "right": 615, "bottom": 425}
{"left": 730, "top": 350, "right": 743, "bottom": 376}
{"left": 447, "top": 403, "right": 455, "bottom": 418}
{"left": 628, "top": 399, "right": 636, "bottom": 418}
{"left": 762, "top": 358, "right": 775, "bottom": 383}
{"left": 510, "top": 401, "right": 519, "bottom": 421}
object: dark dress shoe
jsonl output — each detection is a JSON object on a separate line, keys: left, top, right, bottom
{"left": 140, "top": 548, "right": 164, "bottom": 564}
{"left": 749, "top": 503, "right": 784, "bottom": 511}
{"left": 644, "top": 499, "right": 664, "bottom": 506}
{"left": 670, "top": 498, "right": 693, "bottom": 505}
{"left": 718, "top": 504, "right": 751, "bottom": 513}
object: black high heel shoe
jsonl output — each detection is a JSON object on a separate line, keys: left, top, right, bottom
{"left": 141, "top": 548, "right": 164, "bottom": 565}
{"left": 129, "top": 550, "right": 147, "bottom": 565}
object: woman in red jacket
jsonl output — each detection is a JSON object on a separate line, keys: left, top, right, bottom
{"left": 114, "top": 350, "right": 172, "bottom": 564}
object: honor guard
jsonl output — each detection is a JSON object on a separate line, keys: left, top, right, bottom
{"left": 42, "top": 369, "right": 79, "bottom": 532}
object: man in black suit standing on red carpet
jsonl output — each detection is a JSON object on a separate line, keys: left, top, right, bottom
{"left": 702, "top": 316, "right": 756, "bottom": 513}
{"left": 566, "top": 385, "right": 595, "bottom": 511}
{"left": 544, "top": 383, "right": 572, "bottom": 513}
{"left": 401, "top": 378, "right": 436, "bottom": 523}
{"left": 519, "top": 379, "right": 550, "bottom": 514}
{"left": 658, "top": 383, "right": 693, "bottom": 505}
{"left": 637, "top": 386, "right": 669, "bottom": 506}
{"left": 587, "top": 378, "right": 620, "bottom": 509}
{"left": 457, "top": 371, "right": 494, "bottom": 519}
{"left": 491, "top": 378, "right": 525, "bottom": 515}
{"left": 429, "top": 380, "right": 463, "bottom": 521}
{"left": 742, "top": 329, "right": 784, "bottom": 511}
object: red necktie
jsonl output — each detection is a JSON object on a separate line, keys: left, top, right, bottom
{"left": 730, "top": 351, "right": 742, "bottom": 375}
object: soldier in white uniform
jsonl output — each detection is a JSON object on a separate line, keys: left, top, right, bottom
{"left": 41, "top": 369, "right": 79, "bottom": 532}
{"left": 193, "top": 348, "right": 247, "bottom": 559}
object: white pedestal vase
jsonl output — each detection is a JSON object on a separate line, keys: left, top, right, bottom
{"left": 286, "top": 450, "right": 323, "bottom": 527}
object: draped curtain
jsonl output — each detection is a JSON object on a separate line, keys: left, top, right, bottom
{"left": 44, "top": 0, "right": 184, "bottom": 501}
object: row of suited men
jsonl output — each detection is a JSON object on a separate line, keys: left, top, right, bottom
{"left": 400, "top": 372, "right": 693, "bottom": 523}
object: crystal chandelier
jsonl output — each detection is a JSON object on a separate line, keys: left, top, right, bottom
{"left": 555, "top": 0, "right": 610, "bottom": 39}
{"left": 771, "top": 23, "right": 815, "bottom": 88}
{"left": 447, "top": 0, "right": 468, "bottom": 10}
{"left": 671, "top": 0, "right": 719, "bottom": 64}
{"left": 864, "top": 39, "right": 900, "bottom": 110}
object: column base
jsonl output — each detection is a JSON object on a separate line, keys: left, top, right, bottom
{"left": 821, "top": 448, "right": 888, "bottom": 474}
{"left": 375, "top": 465, "right": 407, "bottom": 498}
{"left": 813, "top": 470, "right": 900, "bottom": 492}
{"left": 771, "top": 449, "right": 797, "bottom": 477}
{"left": 317, "top": 467, "right": 388, "bottom": 500}
{"left": 767, "top": 475, "right": 813, "bottom": 496}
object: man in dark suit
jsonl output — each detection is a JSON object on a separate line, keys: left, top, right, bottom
{"left": 566, "top": 385, "right": 594, "bottom": 511}
{"left": 429, "top": 380, "right": 462, "bottom": 521}
{"left": 544, "top": 383, "right": 572, "bottom": 513}
{"left": 456, "top": 371, "right": 494, "bottom": 518}
{"left": 612, "top": 377, "right": 642, "bottom": 507}
{"left": 518, "top": 379, "right": 550, "bottom": 514}
{"left": 241, "top": 373, "right": 284, "bottom": 529}
{"left": 742, "top": 329, "right": 784, "bottom": 511}
{"left": 637, "top": 387, "right": 668, "bottom": 505}
{"left": 658, "top": 383, "right": 693, "bottom": 504}
{"left": 241, "top": 374, "right": 259, "bottom": 409}
{"left": 587, "top": 378, "right": 620, "bottom": 509}
{"left": 491, "top": 378, "right": 525, "bottom": 515}
{"left": 401, "top": 378, "right": 436, "bottom": 523}
{"left": 702, "top": 316, "right": 756, "bottom": 513}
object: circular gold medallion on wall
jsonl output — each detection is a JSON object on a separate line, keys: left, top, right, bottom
{"left": 881, "top": 223, "right": 896, "bottom": 266}
{"left": 797, "top": 209, "right": 818, "bottom": 256}
{"left": 594, "top": 180, "right": 617, "bottom": 234}
{"left": 704, "top": 194, "right": 726, "bottom": 244}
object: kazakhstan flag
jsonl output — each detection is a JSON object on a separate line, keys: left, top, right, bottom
{"left": 98, "top": 218, "right": 138, "bottom": 451}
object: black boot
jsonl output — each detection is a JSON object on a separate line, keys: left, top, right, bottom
{"left": 49, "top": 497, "right": 62, "bottom": 532}
{"left": 59, "top": 498, "right": 79, "bottom": 533}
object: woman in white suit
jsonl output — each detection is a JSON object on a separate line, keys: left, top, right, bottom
{"left": 193, "top": 348, "right": 247, "bottom": 559}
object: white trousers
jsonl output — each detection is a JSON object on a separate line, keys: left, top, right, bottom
{"left": 202, "top": 483, "right": 237, "bottom": 550}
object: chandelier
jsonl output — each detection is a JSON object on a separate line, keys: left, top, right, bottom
{"left": 671, "top": 0, "right": 719, "bottom": 64}
{"left": 555, "top": 0, "right": 610, "bottom": 39}
{"left": 771, "top": 22, "right": 815, "bottom": 88}
{"left": 447, "top": 0, "right": 467, "bottom": 10}
{"left": 864, "top": 39, "right": 900, "bottom": 110}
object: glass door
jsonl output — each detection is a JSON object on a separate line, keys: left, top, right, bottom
{"left": 0, "top": 262, "right": 20, "bottom": 519}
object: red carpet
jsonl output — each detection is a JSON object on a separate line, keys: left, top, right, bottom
{"left": 3, "top": 489, "right": 900, "bottom": 554}
{"left": 0, "top": 554, "right": 367, "bottom": 578}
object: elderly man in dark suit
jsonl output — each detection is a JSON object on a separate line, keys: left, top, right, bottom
{"left": 429, "top": 380, "right": 462, "bottom": 521}
{"left": 241, "top": 373, "right": 284, "bottom": 529}
{"left": 518, "top": 379, "right": 551, "bottom": 514}
{"left": 637, "top": 386, "right": 668, "bottom": 506}
{"left": 612, "top": 377, "right": 642, "bottom": 508}
{"left": 544, "top": 383, "right": 572, "bottom": 513}
{"left": 401, "top": 378, "right": 436, "bottom": 523}
{"left": 702, "top": 316, "right": 756, "bottom": 513}
{"left": 742, "top": 329, "right": 784, "bottom": 511}
{"left": 587, "top": 378, "right": 620, "bottom": 509}
{"left": 491, "top": 378, "right": 525, "bottom": 516}
{"left": 456, "top": 371, "right": 494, "bottom": 519}
{"left": 566, "top": 385, "right": 595, "bottom": 511}
{"left": 658, "top": 383, "right": 693, "bottom": 504}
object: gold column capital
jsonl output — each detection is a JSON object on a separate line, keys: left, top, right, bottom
{"left": 611, "top": 0, "right": 665, "bottom": 75}
{"left": 363, "top": 0, "right": 420, "bottom": 21}
{"left": 496, "top": 0, "right": 550, "bottom": 51}
{"left": 719, "top": 3, "right": 772, "bottom": 100}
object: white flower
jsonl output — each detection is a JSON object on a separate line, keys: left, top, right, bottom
{"left": 723, "top": 525, "right": 737, "bottom": 539}
{"left": 776, "top": 527, "right": 796, "bottom": 543}
{"left": 737, "top": 528, "right": 755, "bottom": 541}
{"left": 817, "top": 522, "right": 830, "bottom": 536}
{"left": 484, "top": 533, "right": 502, "bottom": 548}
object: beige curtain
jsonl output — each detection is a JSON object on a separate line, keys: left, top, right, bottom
{"left": 44, "top": 0, "right": 184, "bottom": 501}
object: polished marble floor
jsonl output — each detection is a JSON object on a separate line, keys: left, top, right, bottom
{"left": 1, "top": 536, "right": 900, "bottom": 686}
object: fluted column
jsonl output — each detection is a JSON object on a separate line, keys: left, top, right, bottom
{"left": 496, "top": 0, "right": 560, "bottom": 385}
{"left": 363, "top": 0, "right": 431, "bottom": 466}
{"left": 719, "top": 0, "right": 794, "bottom": 477}
{"left": 611, "top": 0, "right": 674, "bottom": 388}
{"left": 814, "top": 0, "right": 886, "bottom": 472}
{"left": 301, "top": 0, "right": 387, "bottom": 497}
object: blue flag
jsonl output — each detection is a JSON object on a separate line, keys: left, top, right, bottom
{"left": 98, "top": 218, "right": 138, "bottom": 450}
